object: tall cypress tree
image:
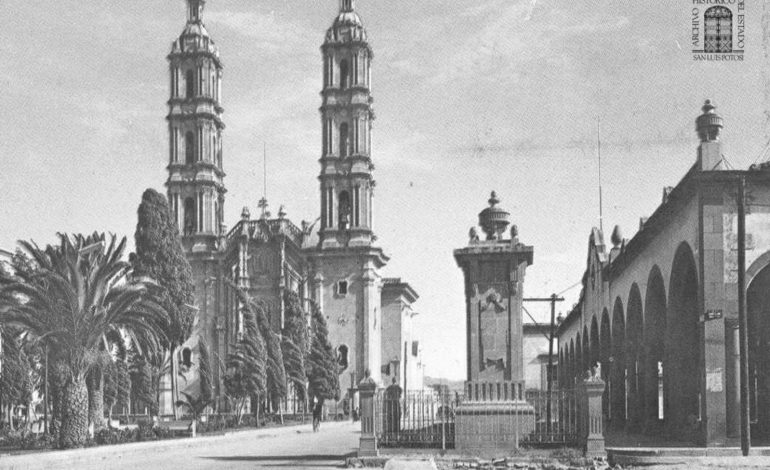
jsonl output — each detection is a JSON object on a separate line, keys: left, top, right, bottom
{"left": 132, "top": 188, "right": 195, "bottom": 418}
{"left": 282, "top": 292, "right": 309, "bottom": 402}
{"left": 253, "top": 298, "right": 287, "bottom": 414}
{"left": 306, "top": 304, "right": 340, "bottom": 404}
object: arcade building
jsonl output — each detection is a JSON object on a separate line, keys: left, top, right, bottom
{"left": 557, "top": 101, "right": 770, "bottom": 446}
{"left": 159, "top": 0, "right": 421, "bottom": 414}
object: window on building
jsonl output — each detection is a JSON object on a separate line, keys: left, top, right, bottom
{"left": 340, "top": 59, "right": 349, "bottom": 89}
{"left": 337, "top": 345, "right": 349, "bottom": 370}
{"left": 381, "top": 364, "right": 391, "bottom": 375}
{"left": 704, "top": 6, "right": 733, "bottom": 53}
{"left": 184, "top": 197, "right": 196, "bottom": 236}
{"left": 186, "top": 69, "right": 194, "bottom": 98}
{"left": 338, "top": 191, "right": 351, "bottom": 229}
{"left": 185, "top": 131, "right": 195, "bottom": 164}
{"left": 337, "top": 280, "right": 348, "bottom": 296}
{"left": 181, "top": 347, "right": 192, "bottom": 368}
{"left": 339, "top": 122, "right": 349, "bottom": 157}
{"left": 412, "top": 341, "right": 419, "bottom": 357}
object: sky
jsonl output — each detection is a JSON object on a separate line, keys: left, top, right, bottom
{"left": 1, "top": 0, "right": 768, "bottom": 380}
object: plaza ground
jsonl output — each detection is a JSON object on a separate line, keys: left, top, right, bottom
{"left": 0, "top": 420, "right": 358, "bottom": 470}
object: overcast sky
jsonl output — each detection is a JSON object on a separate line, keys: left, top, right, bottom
{"left": 1, "top": 0, "right": 767, "bottom": 379}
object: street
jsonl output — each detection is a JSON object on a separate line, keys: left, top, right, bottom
{"left": 0, "top": 421, "right": 359, "bottom": 470}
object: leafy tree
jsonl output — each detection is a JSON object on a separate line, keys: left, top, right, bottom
{"left": 0, "top": 233, "right": 169, "bottom": 448}
{"left": 132, "top": 188, "right": 195, "bottom": 419}
{"left": 282, "top": 292, "right": 309, "bottom": 407}
{"left": 306, "top": 303, "right": 340, "bottom": 408}
{"left": 0, "top": 327, "right": 34, "bottom": 430}
{"left": 224, "top": 297, "right": 266, "bottom": 425}
{"left": 175, "top": 391, "right": 212, "bottom": 424}
{"left": 128, "top": 348, "right": 157, "bottom": 416}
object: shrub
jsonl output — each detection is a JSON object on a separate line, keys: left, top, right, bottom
{"left": 137, "top": 422, "right": 157, "bottom": 442}
{"left": 153, "top": 426, "right": 172, "bottom": 440}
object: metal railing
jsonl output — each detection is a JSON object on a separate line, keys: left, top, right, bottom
{"left": 373, "top": 388, "right": 578, "bottom": 450}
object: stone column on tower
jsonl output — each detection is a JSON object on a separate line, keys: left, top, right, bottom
{"left": 453, "top": 192, "right": 536, "bottom": 452}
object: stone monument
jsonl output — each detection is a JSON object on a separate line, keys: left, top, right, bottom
{"left": 453, "top": 191, "right": 536, "bottom": 452}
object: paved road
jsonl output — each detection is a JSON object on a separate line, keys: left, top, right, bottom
{"left": 0, "top": 420, "right": 359, "bottom": 470}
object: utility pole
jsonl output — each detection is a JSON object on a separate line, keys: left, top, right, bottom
{"left": 737, "top": 176, "right": 750, "bottom": 456}
{"left": 524, "top": 294, "right": 565, "bottom": 432}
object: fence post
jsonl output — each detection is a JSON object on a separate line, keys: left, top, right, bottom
{"left": 358, "top": 372, "right": 378, "bottom": 457}
{"left": 580, "top": 374, "right": 606, "bottom": 458}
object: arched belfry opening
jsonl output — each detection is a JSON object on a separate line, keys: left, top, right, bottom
{"left": 340, "top": 59, "right": 349, "bottom": 89}
{"left": 666, "top": 243, "right": 700, "bottom": 439}
{"left": 704, "top": 6, "right": 733, "bottom": 53}
{"left": 339, "top": 122, "right": 349, "bottom": 157}
{"left": 186, "top": 69, "right": 195, "bottom": 98}
{"left": 748, "top": 263, "right": 770, "bottom": 438}
{"left": 184, "top": 197, "right": 197, "bottom": 235}
{"left": 185, "top": 131, "right": 195, "bottom": 164}
{"left": 338, "top": 191, "right": 351, "bottom": 229}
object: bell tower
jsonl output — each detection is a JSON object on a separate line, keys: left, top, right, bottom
{"left": 166, "top": 0, "right": 226, "bottom": 253}
{"left": 318, "top": 0, "right": 375, "bottom": 249}
{"left": 308, "top": 0, "right": 388, "bottom": 389}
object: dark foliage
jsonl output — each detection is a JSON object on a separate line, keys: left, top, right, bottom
{"left": 306, "top": 303, "right": 340, "bottom": 402}
{"left": 282, "top": 292, "right": 309, "bottom": 401}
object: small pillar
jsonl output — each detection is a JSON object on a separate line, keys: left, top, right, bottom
{"left": 358, "top": 371, "right": 378, "bottom": 457}
{"left": 581, "top": 375, "right": 606, "bottom": 458}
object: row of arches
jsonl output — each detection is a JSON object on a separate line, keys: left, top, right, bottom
{"left": 559, "top": 243, "right": 701, "bottom": 439}
{"left": 170, "top": 64, "right": 222, "bottom": 102}
{"left": 561, "top": 242, "right": 770, "bottom": 440}
{"left": 170, "top": 126, "right": 222, "bottom": 167}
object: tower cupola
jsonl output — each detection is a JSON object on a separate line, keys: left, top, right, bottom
{"left": 696, "top": 99, "right": 723, "bottom": 142}
{"left": 696, "top": 100, "right": 725, "bottom": 171}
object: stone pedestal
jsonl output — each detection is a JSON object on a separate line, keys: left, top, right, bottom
{"left": 580, "top": 377, "right": 606, "bottom": 458}
{"left": 358, "top": 374, "right": 378, "bottom": 457}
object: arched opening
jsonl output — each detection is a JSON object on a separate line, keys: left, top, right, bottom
{"left": 340, "top": 59, "right": 349, "bottom": 89}
{"left": 181, "top": 347, "right": 192, "bottom": 368}
{"left": 337, "top": 344, "right": 349, "bottom": 370}
{"left": 643, "top": 266, "right": 666, "bottom": 433}
{"left": 600, "top": 309, "right": 612, "bottom": 422}
{"left": 748, "top": 263, "right": 770, "bottom": 438}
{"left": 186, "top": 69, "right": 195, "bottom": 98}
{"left": 590, "top": 317, "right": 600, "bottom": 371}
{"left": 626, "top": 287, "right": 643, "bottom": 432}
{"left": 704, "top": 6, "right": 733, "bottom": 53}
{"left": 339, "top": 122, "right": 349, "bottom": 157}
{"left": 562, "top": 339, "right": 575, "bottom": 389}
{"left": 575, "top": 333, "right": 583, "bottom": 384}
{"left": 338, "top": 191, "right": 351, "bottom": 229}
{"left": 582, "top": 326, "right": 590, "bottom": 375}
{"left": 612, "top": 295, "right": 628, "bottom": 430}
{"left": 185, "top": 131, "right": 195, "bottom": 164}
{"left": 666, "top": 243, "right": 700, "bottom": 439}
{"left": 184, "top": 197, "right": 197, "bottom": 236}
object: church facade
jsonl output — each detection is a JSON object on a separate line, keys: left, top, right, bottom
{"left": 158, "top": 0, "right": 420, "bottom": 414}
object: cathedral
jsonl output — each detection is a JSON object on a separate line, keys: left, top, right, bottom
{"left": 159, "top": 0, "right": 421, "bottom": 414}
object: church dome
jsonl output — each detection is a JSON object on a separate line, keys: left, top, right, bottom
{"left": 324, "top": 0, "right": 369, "bottom": 45}
{"left": 169, "top": 0, "right": 220, "bottom": 60}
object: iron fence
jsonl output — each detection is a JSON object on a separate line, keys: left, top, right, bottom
{"left": 373, "top": 388, "right": 578, "bottom": 450}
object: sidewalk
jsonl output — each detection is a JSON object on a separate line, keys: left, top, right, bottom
{"left": 0, "top": 420, "right": 355, "bottom": 470}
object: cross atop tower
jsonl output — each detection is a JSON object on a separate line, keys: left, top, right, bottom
{"left": 340, "top": 0, "right": 355, "bottom": 12}
{"left": 188, "top": 0, "right": 206, "bottom": 23}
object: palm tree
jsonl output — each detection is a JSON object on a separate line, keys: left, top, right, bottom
{"left": 0, "top": 233, "right": 169, "bottom": 448}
